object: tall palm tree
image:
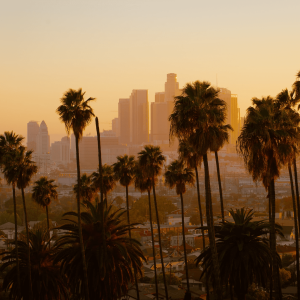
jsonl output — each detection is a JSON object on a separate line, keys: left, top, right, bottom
{"left": 113, "top": 154, "right": 140, "bottom": 299}
{"left": 170, "top": 81, "right": 228, "bottom": 298}
{"left": 54, "top": 201, "right": 145, "bottom": 299}
{"left": 275, "top": 88, "right": 300, "bottom": 296}
{"left": 237, "top": 97, "right": 299, "bottom": 300}
{"left": 91, "top": 164, "right": 116, "bottom": 202}
{"left": 0, "top": 131, "right": 24, "bottom": 296}
{"left": 196, "top": 208, "right": 281, "bottom": 300}
{"left": 138, "top": 145, "right": 168, "bottom": 300}
{"left": 0, "top": 229, "right": 69, "bottom": 300}
{"left": 56, "top": 88, "right": 95, "bottom": 300}
{"left": 178, "top": 138, "right": 210, "bottom": 297}
{"left": 32, "top": 176, "right": 58, "bottom": 239}
{"left": 73, "top": 173, "right": 96, "bottom": 203}
{"left": 164, "top": 160, "right": 195, "bottom": 298}
{"left": 134, "top": 163, "right": 158, "bottom": 299}
{"left": 15, "top": 146, "right": 38, "bottom": 300}
{"left": 211, "top": 124, "right": 232, "bottom": 222}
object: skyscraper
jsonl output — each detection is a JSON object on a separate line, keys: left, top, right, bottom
{"left": 36, "top": 120, "right": 50, "bottom": 173}
{"left": 230, "top": 94, "right": 240, "bottom": 145}
{"left": 151, "top": 73, "right": 181, "bottom": 144}
{"left": 27, "top": 121, "right": 39, "bottom": 152}
{"left": 118, "top": 98, "right": 130, "bottom": 145}
{"left": 112, "top": 118, "right": 119, "bottom": 137}
{"left": 129, "top": 90, "right": 149, "bottom": 145}
{"left": 51, "top": 136, "right": 70, "bottom": 164}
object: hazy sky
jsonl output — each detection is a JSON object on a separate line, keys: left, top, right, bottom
{"left": 1, "top": 0, "right": 299, "bottom": 143}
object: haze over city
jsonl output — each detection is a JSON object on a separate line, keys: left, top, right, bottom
{"left": 1, "top": 1, "right": 300, "bottom": 300}
{"left": 1, "top": 0, "right": 300, "bottom": 142}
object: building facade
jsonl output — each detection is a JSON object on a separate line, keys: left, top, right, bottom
{"left": 118, "top": 98, "right": 130, "bottom": 145}
{"left": 27, "top": 121, "right": 40, "bottom": 152}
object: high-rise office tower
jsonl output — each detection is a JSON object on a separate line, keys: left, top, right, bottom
{"left": 27, "top": 121, "right": 40, "bottom": 152}
{"left": 151, "top": 73, "right": 181, "bottom": 144}
{"left": 70, "top": 133, "right": 76, "bottom": 159}
{"left": 129, "top": 90, "right": 149, "bottom": 145}
{"left": 230, "top": 94, "right": 240, "bottom": 145}
{"left": 118, "top": 98, "right": 130, "bottom": 145}
{"left": 36, "top": 120, "right": 50, "bottom": 173}
{"left": 51, "top": 136, "right": 70, "bottom": 164}
{"left": 112, "top": 118, "right": 119, "bottom": 137}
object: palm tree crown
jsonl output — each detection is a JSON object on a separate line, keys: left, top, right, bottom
{"left": 113, "top": 155, "right": 136, "bottom": 187}
{"left": 56, "top": 88, "right": 95, "bottom": 139}
{"left": 32, "top": 176, "right": 58, "bottom": 208}
{"left": 164, "top": 160, "right": 195, "bottom": 195}
{"left": 91, "top": 164, "right": 116, "bottom": 199}
{"left": 73, "top": 173, "right": 95, "bottom": 203}
{"left": 196, "top": 208, "right": 281, "bottom": 300}
{"left": 54, "top": 201, "right": 145, "bottom": 299}
{"left": 0, "top": 229, "right": 68, "bottom": 300}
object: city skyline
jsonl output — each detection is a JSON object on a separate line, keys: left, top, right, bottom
{"left": 1, "top": 1, "right": 299, "bottom": 141}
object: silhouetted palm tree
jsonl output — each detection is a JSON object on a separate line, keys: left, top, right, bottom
{"left": 32, "top": 176, "right": 58, "bottom": 239}
{"left": 113, "top": 154, "right": 140, "bottom": 299}
{"left": 170, "top": 81, "right": 229, "bottom": 298}
{"left": 196, "top": 208, "right": 281, "bottom": 300}
{"left": 0, "top": 131, "right": 24, "bottom": 296}
{"left": 54, "top": 201, "right": 145, "bottom": 299}
{"left": 56, "top": 88, "right": 95, "bottom": 300}
{"left": 0, "top": 229, "right": 68, "bottom": 300}
{"left": 237, "top": 97, "right": 299, "bottom": 300}
{"left": 15, "top": 147, "right": 37, "bottom": 300}
{"left": 138, "top": 145, "right": 168, "bottom": 299}
{"left": 91, "top": 164, "right": 116, "bottom": 202}
{"left": 134, "top": 163, "right": 158, "bottom": 299}
{"left": 164, "top": 160, "right": 195, "bottom": 298}
{"left": 73, "top": 173, "right": 95, "bottom": 203}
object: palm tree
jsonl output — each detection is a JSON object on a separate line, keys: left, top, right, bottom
{"left": 275, "top": 88, "right": 300, "bottom": 296}
{"left": 170, "top": 81, "right": 229, "bottom": 298}
{"left": 91, "top": 164, "right": 116, "bottom": 202}
{"left": 138, "top": 145, "right": 168, "bottom": 299}
{"left": 196, "top": 208, "right": 281, "bottom": 300}
{"left": 73, "top": 173, "right": 96, "bottom": 203}
{"left": 237, "top": 97, "right": 299, "bottom": 300}
{"left": 32, "top": 176, "right": 58, "bottom": 239}
{"left": 134, "top": 163, "right": 158, "bottom": 299}
{"left": 0, "top": 131, "right": 24, "bottom": 296}
{"left": 113, "top": 154, "right": 140, "bottom": 299}
{"left": 56, "top": 88, "right": 95, "bottom": 300}
{"left": 54, "top": 201, "right": 145, "bottom": 299}
{"left": 164, "top": 160, "right": 195, "bottom": 298}
{"left": 0, "top": 229, "right": 68, "bottom": 300}
{"left": 15, "top": 146, "right": 38, "bottom": 299}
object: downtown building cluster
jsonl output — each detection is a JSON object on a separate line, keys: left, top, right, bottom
{"left": 26, "top": 73, "right": 243, "bottom": 175}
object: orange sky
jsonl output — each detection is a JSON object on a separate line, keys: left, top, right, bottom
{"left": 1, "top": 0, "right": 299, "bottom": 143}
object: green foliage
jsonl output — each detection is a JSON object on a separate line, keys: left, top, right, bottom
{"left": 281, "top": 254, "right": 295, "bottom": 268}
{"left": 279, "top": 268, "right": 291, "bottom": 287}
{"left": 0, "top": 230, "right": 68, "bottom": 300}
{"left": 130, "top": 195, "right": 176, "bottom": 224}
{"left": 151, "top": 273, "right": 181, "bottom": 285}
{"left": 54, "top": 201, "right": 145, "bottom": 299}
{"left": 196, "top": 208, "right": 278, "bottom": 299}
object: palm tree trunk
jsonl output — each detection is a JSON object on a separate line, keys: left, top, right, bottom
{"left": 12, "top": 185, "right": 21, "bottom": 298}
{"left": 75, "top": 136, "right": 90, "bottom": 300}
{"left": 46, "top": 205, "right": 50, "bottom": 244}
{"left": 95, "top": 117, "right": 104, "bottom": 206}
{"left": 203, "top": 153, "right": 223, "bottom": 300}
{"left": 293, "top": 157, "right": 300, "bottom": 244}
{"left": 180, "top": 193, "right": 190, "bottom": 296}
{"left": 269, "top": 179, "right": 282, "bottom": 300}
{"left": 152, "top": 175, "right": 169, "bottom": 300}
{"left": 269, "top": 192, "right": 273, "bottom": 300}
{"left": 195, "top": 166, "right": 209, "bottom": 299}
{"left": 288, "top": 165, "right": 300, "bottom": 296}
{"left": 126, "top": 185, "right": 140, "bottom": 300}
{"left": 215, "top": 151, "right": 225, "bottom": 222}
{"left": 148, "top": 189, "right": 158, "bottom": 300}
{"left": 21, "top": 187, "right": 33, "bottom": 300}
